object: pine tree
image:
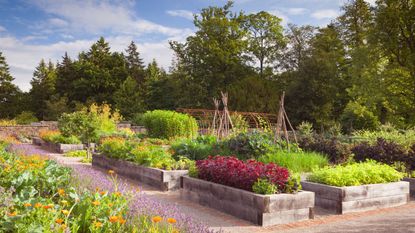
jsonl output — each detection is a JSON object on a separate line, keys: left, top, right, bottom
{"left": 125, "top": 41, "right": 146, "bottom": 85}
{"left": 0, "top": 51, "right": 22, "bottom": 118}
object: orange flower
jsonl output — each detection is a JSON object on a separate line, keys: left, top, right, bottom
{"left": 152, "top": 216, "right": 162, "bottom": 223}
{"left": 99, "top": 191, "right": 107, "bottom": 195}
{"left": 114, "top": 192, "right": 122, "bottom": 197}
{"left": 7, "top": 211, "right": 17, "bottom": 217}
{"left": 58, "top": 189, "right": 65, "bottom": 196}
{"left": 108, "top": 203, "right": 114, "bottom": 207}
{"left": 108, "top": 170, "right": 115, "bottom": 175}
{"left": 34, "top": 203, "right": 42, "bottom": 208}
{"left": 55, "top": 218, "right": 64, "bottom": 224}
{"left": 109, "top": 216, "right": 119, "bottom": 223}
{"left": 94, "top": 221, "right": 103, "bottom": 228}
{"left": 62, "top": 210, "right": 70, "bottom": 215}
{"left": 92, "top": 200, "right": 100, "bottom": 206}
{"left": 167, "top": 218, "right": 177, "bottom": 224}
{"left": 43, "top": 204, "right": 53, "bottom": 210}
{"left": 119, "top": 217, "right": 126, "bottom": 224}
{"left": 24, "top": 203, "right": 32, "bottom": 207}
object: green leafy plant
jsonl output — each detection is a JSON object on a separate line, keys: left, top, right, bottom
{"left": 14, "top": 111, "right": 38, "bottom": 125}
{"left": 141, "top": 110, "right": 198, "bottom": 139}
{"left": 226, "top": 130, "right": 275, "bottom": 160}
{"left": 308, "top": 160, "right": 404, "bottom": 187}
{"left": 252, "top": 178, "right": 278, "bottom": 194}
{"left": 258, "top": 150, "right": 329, "bottom": 173}
{"left": 353, "top": 124, "right": 415, "bottom": 149}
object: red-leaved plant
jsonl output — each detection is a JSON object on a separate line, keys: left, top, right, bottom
{"left": 196, "top": 156, "right": 290, "bottom": 192}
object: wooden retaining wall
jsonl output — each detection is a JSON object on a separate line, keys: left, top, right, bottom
{"left": 181, "top": 176, "right": 315, "bottom": 226}
{"left": 301, "top": 181, "right": 409, "bottom": 214}
{"left": 92, "top": 153, "right": 187, "bottom": 191}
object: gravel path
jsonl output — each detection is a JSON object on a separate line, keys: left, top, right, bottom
{"left": 10, "top": 144, "right": 415, "bottom": 233}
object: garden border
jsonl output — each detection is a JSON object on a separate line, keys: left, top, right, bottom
{"left": 180, "top": 176, "right": 315, "bottom": 226}
{"left": 301, "top": 181, "right": 409, "bottom": 214}
{"left": 33, "top": 137, "right": 84, "bottom": 153}
{"left": 403, "top": 178, "right": 415, "bottom": 196}
{"left": 92, "top": 153, "right": 188, "bottom": 191}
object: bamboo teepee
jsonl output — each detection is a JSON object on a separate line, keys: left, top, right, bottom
{"left": 216, "top": 92, "right": 233, "bottom": 139}
{"left": 275, "top": 91, "right": 298, "bottom": 151}
{"left": 211, "top": 97, "right": 220, "bottom": 135}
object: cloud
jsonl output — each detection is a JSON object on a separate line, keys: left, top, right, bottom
{"left": 31, "top": 0, "right": 190, "bottom": 37}
{"left": 166, "top": 10, "right": 194, "bottom": 20}
{"left": 364, "top": 0, "right": 376, "bottom": 6}
{"left": 311, "top": 9, "right": 340, "bottom": 20}
{"left": 268, "top": 10, "right": 290, "bottom": 26}
{"left": 0, "top": 25, "right": 5, "bottom": 32}
{"left": 285, "top": 8, "right": 307, "bottom": 15}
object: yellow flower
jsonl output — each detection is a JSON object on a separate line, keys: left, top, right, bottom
{"left": 92, "top": 200, "right": 100, "bottom": 206}
{"left": 108, "top": 203, "right": 114, "bottom": 207}
{"left": 58, "top": 189, "right": 65, "bottom": 196}
{"left": 109, "top": 216, "right": 119, "bottom": 223}
{"left": 61, "top": 200, "right": 68, "bottom": 205}
{"left": 152, "top": 216, "right": 162, "bottom": 223}
{"left": 24, "top": 203, "right": 32, "bottom": 207}
{"left": 167, "top": 218, "right": 177, "bottom": 224}
{"left": 114, "top": 192, "right": 122, "bottom": 197}
{"left": 55, "top": 218, "right": 64, "bottom": 224}
{"left": 108, "top": 170, "right": 115, "bottom": 175}
{"left": 34, "top": 203, "right": 42, "bottom": 208}
{"left": 7, "top": 211, "right": 17, "bottom": 217}
{"left": 94, "top": 221, "right": 103, "bottom": 228}
{"left": 61, "top": 224, "right": 67, "bottom": 230}
{"left": 62, "top": 210, "right": 70, "bottom": 215}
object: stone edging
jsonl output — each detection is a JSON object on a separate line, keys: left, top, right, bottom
{"left": 92, "top": 153, "right": 188, "bottom": 191}
{"left": 301, "top": 181, "right": 409, "bottom": 214}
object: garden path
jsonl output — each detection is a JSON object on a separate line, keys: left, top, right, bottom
{"left": 11, "top": 144, "right": 415, "bottom": 233}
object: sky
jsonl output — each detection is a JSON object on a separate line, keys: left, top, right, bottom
{"left": 0, "top": 0, "right": 375, "bottom": 91}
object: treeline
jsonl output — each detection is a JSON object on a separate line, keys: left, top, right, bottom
{"left": 0, "top": 0, "right": 414, "bottom": 132}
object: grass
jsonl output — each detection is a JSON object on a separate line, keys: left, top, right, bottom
{"left": 64, "top": 150, "right": 91, "bottom": 163}
{"left": 258, "top": 150, "right": 329, "bottom": 173}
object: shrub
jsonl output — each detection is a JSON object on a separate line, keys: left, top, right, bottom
{"left": 252, "top": 178, "right": 278, "bottom": 195}
{"left": 226, "top": 130, "right": 275, "bottom": 160}
{"left": 340, "top": 101, "right": 380, "bottom": 133}
{"left": 258, "top": 150, "right": 329, "bottom": 173}
{"left": 141, "top": 110, "right": 198, "bottom": 139}
{"left": 299, "top": 136, "right": 351, "bottom": 164}
{"left": 308, "top": 160, "right": 403, "bottom": 187}
{"left": 195, "top": 156, "right": 296, "bottom": 193}
{"left": 39, "top": 129, "right": 81, "bottom": 144}
{"left": 353, "top": 124, "right": 415, "bottom": 149}
{"left": 98, "top": 137, "right": 135, "bottom": 160}
{"left": 14, "top": 111, "right": 38, "bottom": 125}
{"left": 352, "top": 138, "right": 408, "bottom": 167}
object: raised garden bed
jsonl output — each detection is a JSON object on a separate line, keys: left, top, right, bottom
{"left": 34, "top": 137, "right": 84, "bottom": 153}
{"left": 403, "top": 178, "right": 415, "bottom": 196}
{"left": 301, "top": 181, "right": 409, "bottom": 214}
{"left": 92, "top": 153, "right": 188, "bottom": 191}
{"left": 181, "top": 176, "right": 315, "bottom": 226}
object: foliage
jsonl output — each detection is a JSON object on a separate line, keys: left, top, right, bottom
{"left": 353, "top": 124, "right": 415, "bottom": 149}
{"left": 299, "top": 136, "right": 351, "bottom": 164}
{"left": 171, "top": 135, "right": 221, "bottom": 161}
{"left": 0, "top": 51, "right": 23, "bottom": 119}
{"left": 195, "top": 156, "right": 296, "bottom": 194}
{"left": 252, "top": 178, "right": 278, "bottom": 195}
{"left": 226, "top": 130, "right": 275, "bottom": 160}
{"left": 98, "top": 137, "right": 193, "bottom": 170}
{"left": 230, "top": 114, "right": 249, "bottom": 134}
{"left": 141, "top": 110, "right": 198, "bottom": 139}
{"left": 297, "top": 121, "right": 313, "bottom": 137}
{"left": 0, "top": 148, "right": 182, "bottom": 233}
{"left": 308, "top": 160, "right": 403, "bottom": 187}
{"left": 340, "top": 101, "right": 380, "bottom": 133}
{"left": 14, "top": 111, "right": 38, "bottom": 125}
{"left": 352, "top": 138, "right": 411, "bottom": 169}
{"left": 39, "top": 130, "right": 81, "bottom": 144}
{"left": 258, "top": 151, "right": 329, "bottom": 173}
{"left": 65, "top": 150, "right": 87, "bottom": 158}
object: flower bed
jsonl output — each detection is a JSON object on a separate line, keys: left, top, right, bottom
{"left": 37, "top": 130, "right": 84, "bottom": 153}
{"left": 181, "top": 156, "right": 314, "bottom": 226}
{"left": 302, "top": 161, "right": 409, "bottom": 214}
{"left": 92, "top": 153, "right": 188, "bottom": 191}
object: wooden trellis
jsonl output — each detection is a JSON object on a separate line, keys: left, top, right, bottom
{"left": 211, "top": 97, "right": 220, "bottom": 135}
{"left": 217, "top": 92, "right": 233, "bottom": 139}
{"left": 275, "top": 91, "right": 298, "bottom": 151}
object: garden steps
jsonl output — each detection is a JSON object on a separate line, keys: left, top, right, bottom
{"left": 12, "top": 144, "right": 415, "bottom": 233}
